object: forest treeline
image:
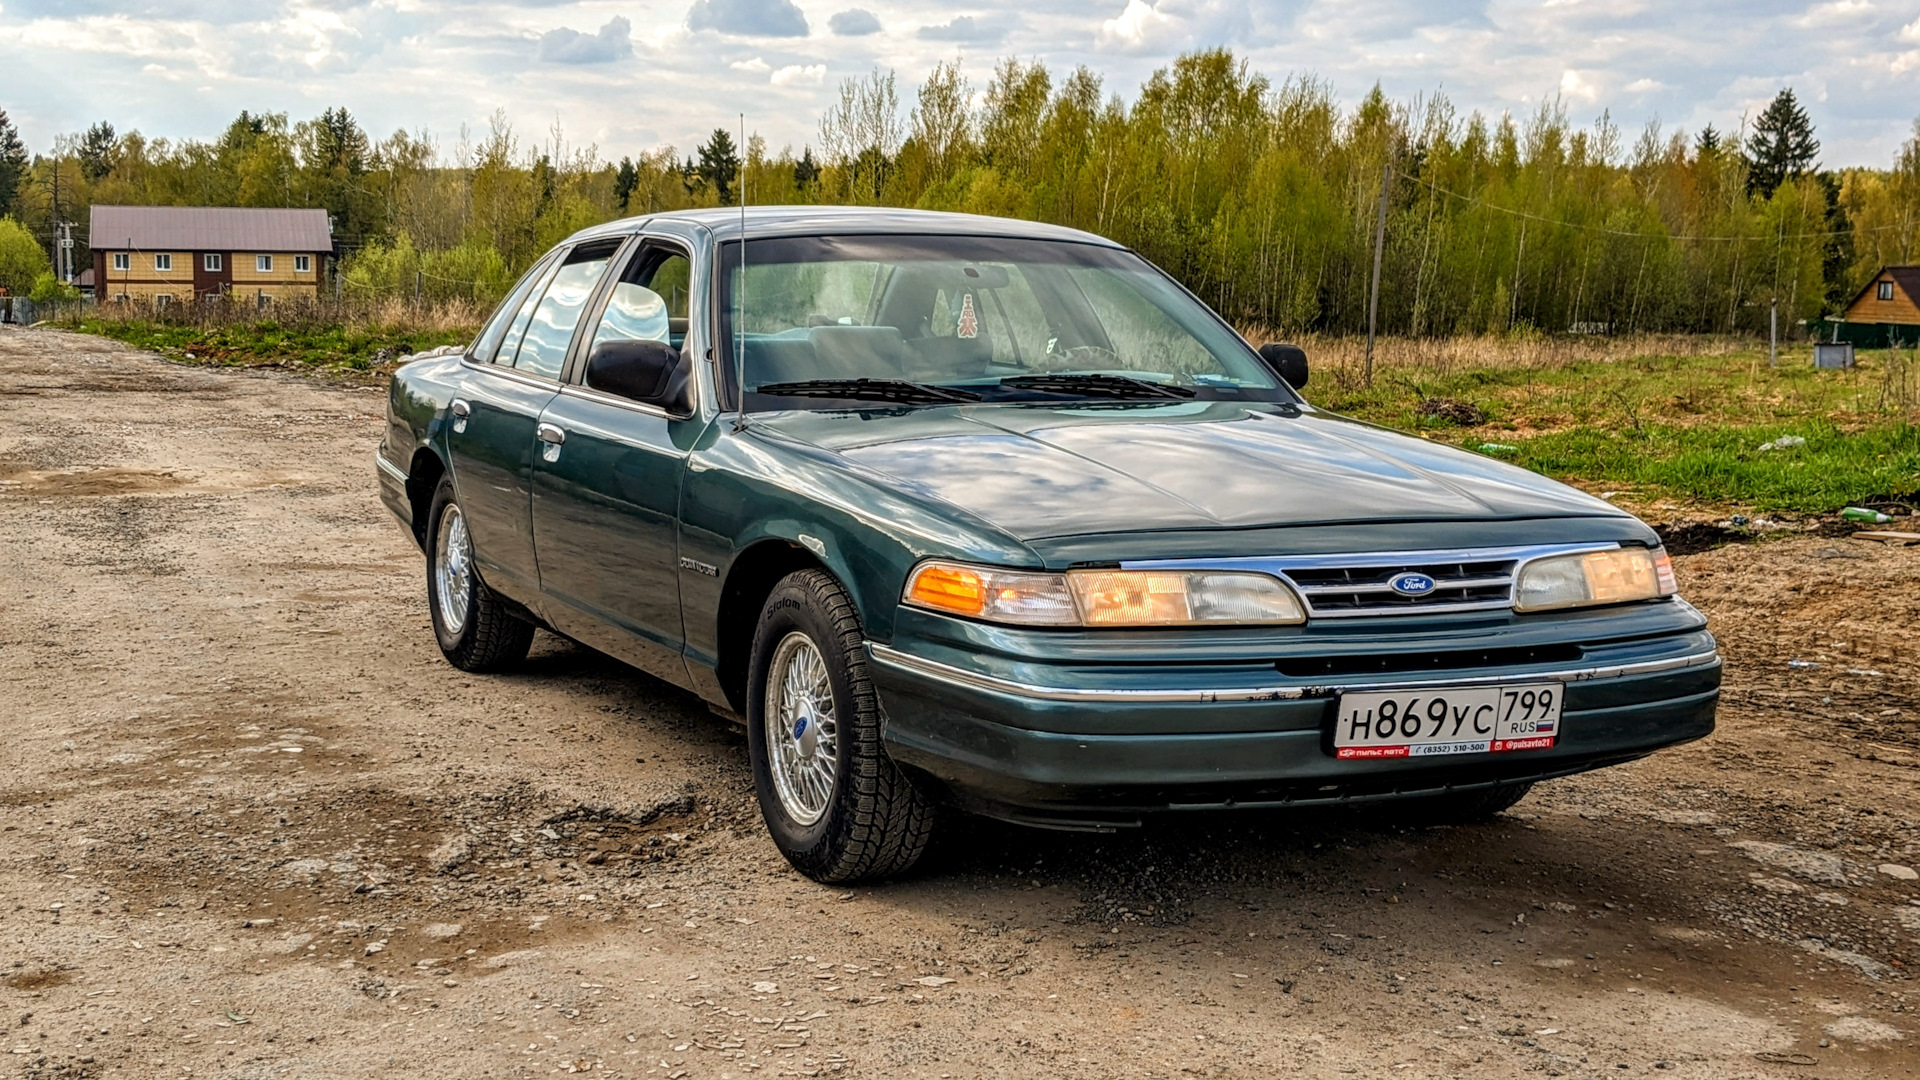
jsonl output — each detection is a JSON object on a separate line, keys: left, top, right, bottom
{"left": 5, "top": 48, "right": 1920, "bottom": 336}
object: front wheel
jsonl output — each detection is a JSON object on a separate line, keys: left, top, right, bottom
{"left": 425, "top": 477, "right": 534, "bottom": 672}
{"left": 747, "top": 569, "right": 935, "bottom": 882}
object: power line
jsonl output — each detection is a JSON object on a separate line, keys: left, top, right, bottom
{"left": 1397, "top": 168, "right": 1903, "bottom": 243}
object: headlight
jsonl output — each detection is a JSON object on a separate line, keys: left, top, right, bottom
{"left": 903, "top": 561, "right": 1306, "bottom": 627}
{"left": 903, "top": 562, "right": 1079, "bottom": 625}
{"left": 1514, "top": 546, "right": 1676, "bottom": 613}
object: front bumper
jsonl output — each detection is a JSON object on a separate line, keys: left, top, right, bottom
{"left": 867, "top": 605, "right": 1719, "bottom": 828}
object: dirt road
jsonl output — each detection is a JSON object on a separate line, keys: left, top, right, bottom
{"left": 1, "top": 326, "right": 1916, "bottom": 1080}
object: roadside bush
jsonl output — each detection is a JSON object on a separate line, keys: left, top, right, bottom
{"left": 29, "top": 272, "right": 80, "bottom": 304}
{"left": 0, "top": 217, "right": 50, "bottom": 297}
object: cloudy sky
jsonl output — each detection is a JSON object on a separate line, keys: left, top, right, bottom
{"left": 3, "top": 0, "right": 1918, "bottom": 168}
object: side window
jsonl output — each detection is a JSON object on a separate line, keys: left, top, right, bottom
{"left": 511, "top": 242, "right": 618, "bottom": 379}
{"left": 587, "top": 245, "right": 693, "bottom": 359}
{"left": 474, "top": 254, "right": 558, "bottom": 365}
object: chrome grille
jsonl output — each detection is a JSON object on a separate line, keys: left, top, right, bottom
{"left": 1280, "top": 557, "right": 1517, "bottom": 617}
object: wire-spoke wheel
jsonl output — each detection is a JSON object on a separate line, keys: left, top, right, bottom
{"left": 425, "top": 476, "right": 534, "bottom": 672}
{"left": 747, "top": 569, "right": 935, "bottom": 883}
{"left": 433, "top": 504, "right": 473, "bottom": 636}
{"left": 764, "top": 631, "right": 840, "bottom": 826}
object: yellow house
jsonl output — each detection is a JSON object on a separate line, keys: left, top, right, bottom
{"left": 89, "top": 205, "right": 333, "bottom": 307}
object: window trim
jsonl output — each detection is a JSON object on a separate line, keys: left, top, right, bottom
{"left": 564, "top": 234, "right": 700, "bottom": 389}
{"left": 111, "top": 252, "right": 130, "bottom": 272}
{"left": 1878, "top": 280, "right": 1895, "bottom": 301}
{"left": 204, "top": 253, "right": 222, "bottom": 272}
{"left": 154, "top": 253, "right": 172, "bottom": 272}
{"left": 295, "top": 254, "right": 312, "bottom": 273}
{"left": 256, "top": 254, "right": 273, "bottom": 273}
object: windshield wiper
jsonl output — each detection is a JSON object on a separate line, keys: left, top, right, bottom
{"left": 753, "top": 378, "right": 982, "bottom": 404}
{"left": 998, "top": 373, "right": 1195, "bottom": 400}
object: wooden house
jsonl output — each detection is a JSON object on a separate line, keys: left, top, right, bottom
{"left": 1833, "top": 266, "right": 1920, "bottom": 347}
{"left": 89, "top": 206, "right": 333, "bottom": 307}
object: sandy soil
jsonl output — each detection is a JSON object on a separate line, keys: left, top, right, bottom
{"left": 0, "top": 325, "right": 1916, "bottom": 1080}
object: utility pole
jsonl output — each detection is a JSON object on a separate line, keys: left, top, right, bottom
{"left": 1769, "top": 297, "right": 1778, "bottom": 368}
{"left": 1364, "top": 158, "right": 1390, "bottom": 388}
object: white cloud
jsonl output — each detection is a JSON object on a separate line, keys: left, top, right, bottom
{"left": 770, "top": 63, "right": 826, "bottom": 85}
{"left": 686, "top": 0, "right": 809, "bottom": 38}
{"left": 537, "top": 16, "right": 633, "bottom": 64}
{"left": 1559, "top": 68, "right": 1598, "bottom": 102}
{"left": 1901, "top": 16, "right": 1920, "bottom": 42}
{"left": 730, "top": 56, "right": 770, "bottom": 72}
{"left": 917, "top": 14, "right": 1013, "bottom": 43}
{"left": 828, "top": 8, "right": 882, "bottom": 35}
{"left": 1098, "top": 0, "right": 1177, "bottom": 53}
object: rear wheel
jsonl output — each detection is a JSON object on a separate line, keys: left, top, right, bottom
{"left": 747, "top": 569, "right": 935, "bottom": 882}
{"left": 425, "top": 477, "right": 534, "bottom": 672}
{"left": 1401, "top": 781, "right": 1534, "bottom": 824}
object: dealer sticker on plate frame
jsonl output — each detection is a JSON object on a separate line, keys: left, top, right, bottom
{"left": 1332, "top": 683, "right": 1563, "bottom": 760}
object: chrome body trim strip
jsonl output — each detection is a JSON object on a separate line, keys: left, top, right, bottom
{"left": 866, "top": 643, "right": 1720, "bottom": 705}
{"left": 1124, "top": 542, "right": 1626, "bottom": 619}
{"left": 1119, "top": 542, "right": 1624, "bottom": 574}
{"left": 375, "top": 452, "right": 408, "bottom": 484}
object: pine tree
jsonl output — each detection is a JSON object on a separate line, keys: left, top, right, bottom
{"left": 1747, "top": 89, "right": 1819, "bottom": 199}
{"left": 0, "top": 109, "right": 27, "bottom": 220}
{"left": 79, "top": 122, "right": 116, "bottom": 182}
{"left": 792, "top": 147, "right": 820, "bottom": 191}
{"left": 1694, "top": 124, "right": 1721, "bottom": 158}
{"left": 696, "top": 129, "right": 740, "bottom": 205}
{"left": 613, "top": 156, "right": 639, "bottom": 213}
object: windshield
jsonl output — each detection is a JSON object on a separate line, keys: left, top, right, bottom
{"left": 716, "top": 235, "right": 1291, "bottom": 409}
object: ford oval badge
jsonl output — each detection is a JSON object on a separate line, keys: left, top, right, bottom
{"left": 1389, "top": 572, "right": 1437, "bottom": 597}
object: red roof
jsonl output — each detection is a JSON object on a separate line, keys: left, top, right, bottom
{"left": 89, "top": 205, "right": 333, "bottom": 253}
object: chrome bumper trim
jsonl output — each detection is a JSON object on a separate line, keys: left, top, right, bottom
{"left": 375, "top": 452, "right": 409, "bottom": 485}
{"left": 867, "top": 643, "right": 1721, "bottom": 705}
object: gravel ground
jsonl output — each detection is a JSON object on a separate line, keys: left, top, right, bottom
{"left": 0, "top": 324, "right": 1916, "bottom": 1080}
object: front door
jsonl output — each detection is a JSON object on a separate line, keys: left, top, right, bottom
{"left": 531, "top": 241, "right": 699, "bottom": 686}
{"left": 446, "top": 240, "right": 618, "bottom": 607}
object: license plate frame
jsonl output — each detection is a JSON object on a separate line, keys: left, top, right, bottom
{"left": 1331, "top": 682, "right": 1563, "bottom": 760}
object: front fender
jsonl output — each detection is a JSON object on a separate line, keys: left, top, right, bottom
{"left": 679, "top": 423, "right": 1041, "bottom": 656}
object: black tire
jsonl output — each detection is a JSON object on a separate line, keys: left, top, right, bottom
{"left": 425, "top": 476, "right": 534, "bottom": 672}
{"left": 1400, "top": 781, "right": 1534, "bottom": 824}
{"left": 746, "top": 569, "right": 935, "bottom": 883}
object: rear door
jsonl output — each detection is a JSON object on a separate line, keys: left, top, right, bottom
{"left": 445, "top": 240, "right": 618, "bottom": 606}
{"left": 530, "top": 239, "right": 700, "bottom": 686}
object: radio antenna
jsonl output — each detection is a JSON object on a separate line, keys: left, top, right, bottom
{"left": 732, "top": 112, "right": 750, "bottom": 432}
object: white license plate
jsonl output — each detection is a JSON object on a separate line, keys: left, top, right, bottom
{"left": 1332, "top": 683, "right": 1563, "bottom": 760}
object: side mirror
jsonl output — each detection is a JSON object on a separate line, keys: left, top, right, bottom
{"left": 1258, "top": 342, "right": 1309, "bottom": 390}
{"left": 585, "top": 339, "right": 691, "bottom": 414}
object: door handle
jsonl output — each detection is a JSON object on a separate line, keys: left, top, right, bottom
{"left": 536, "top": 423, "right": 566, "bottom": 445}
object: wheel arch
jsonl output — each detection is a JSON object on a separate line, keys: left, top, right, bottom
{"left": 405, "top": 447, "right": 448, "bottom": 550}
{"left": 715, "top": 537, "right": 836, "bottom": 715}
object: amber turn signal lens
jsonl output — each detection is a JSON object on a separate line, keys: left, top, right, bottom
{"left": 902, "top": 561, "right": 1080, "bottom": 625}
{"left": 906, "top": 563, "right": 986, "bottom": 616}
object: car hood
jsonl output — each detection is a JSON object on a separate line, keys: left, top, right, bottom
{"left": 751, "top": 401, "right": 1626, "bottom": 541}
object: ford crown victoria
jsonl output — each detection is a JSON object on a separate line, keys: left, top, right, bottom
{"left": 377, "top": 207, "right": 1720, "bottom": 882}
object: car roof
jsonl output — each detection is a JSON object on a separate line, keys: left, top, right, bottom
{"left": 568, "top": 206, "right": 1126, "bottom": 248}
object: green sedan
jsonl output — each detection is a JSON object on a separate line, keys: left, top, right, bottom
{"left": 377, "top": 208, "right": 1720, "bottom": 882}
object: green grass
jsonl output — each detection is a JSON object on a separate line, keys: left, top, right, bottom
{"left": 70, "top": 316, "right": 473, "bottom": 374}
{"left": 1317, "top": 344, "right": 1920, "bottom": 514}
